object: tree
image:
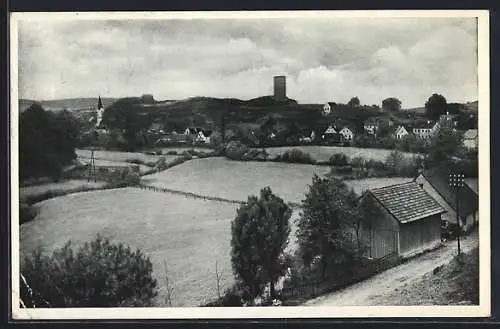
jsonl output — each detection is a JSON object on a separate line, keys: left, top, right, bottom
{"left": 296, "top": 175, "right": 359, "bottom": 280}
{"left": 19, "top": 104, "right": 79, "bottom": 180}
{"left": 382, "top": 97, "right": 402, "bottom": 112}
{"left": 20, "top": 235, "right": 158, "bottom": 307}
{"left": 101, "top": 98, "right": 142, "bottom": 151}
{"left": 425, "top": 93, "right": 448, "bottom": 120}
{"left": 347, "top": 97, "right": 360, "bottom": 107}
{"left": 426, "top": 128, "right": 463, "bottom": 168}
{"left": 230, "top": 187, "right": 291, "bottom": 301}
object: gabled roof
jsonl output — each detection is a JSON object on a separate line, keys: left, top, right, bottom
{"left": 463, "top": 129, "right": 478, "bottom": 139}
{"left": 369, "top": 182, "right": 446, "bottom": 224}
{"left": 324, "top": 125, "right": 337, "bottom": 134}
{"left": 417, "top": 167, "right": 478, "bottom": 218}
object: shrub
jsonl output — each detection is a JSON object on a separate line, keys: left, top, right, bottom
{"left": 225, "top": 141, "right": 250, "bottom": 160}
{"left": 19, "top": 201, "right": 37, "bottom": 224}
{"left": 241, "top": 148, "right": 269, "bottom": 162}
{"left": 274, "top": 149, "right": 315, "bottom": 164}
{"left": 329, "top": 153, "right": 350, "bottom": 166}
{"left": 20, "top": 235, "right": 158, "bottom": 307}
{"left": 349, "top": 156, "right": 366, "bottom": 168}
{"left": 166, "top": 150, "right": 178, "bottom": 155}
{"left": 126, "top": 158, "right": 146, "bottom": 166}
{"left": 203, "top": 284, "right": 246, "bottom": 307}
{"left": 108, "top": 167, "right": 141, "bottom": 187}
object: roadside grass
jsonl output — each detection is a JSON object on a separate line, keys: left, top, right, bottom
{"left": 375, "top": 247, "right": 479, "bottom": 305}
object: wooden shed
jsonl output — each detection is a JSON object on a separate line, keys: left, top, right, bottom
{"left": 360, "top": 182, "right": 446, "bottom": 259}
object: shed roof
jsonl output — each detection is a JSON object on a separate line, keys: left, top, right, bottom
{"left": 369, "top": 182, "right": 446, "bottom": 224}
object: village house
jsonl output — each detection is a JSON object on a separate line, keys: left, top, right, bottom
{"left": 322, "top": 102, "right": 334, "bottom": 115}
{"left": 438, "top": 112, "right": 457, "bottom": 131}
{"left": 339, "top": 126, "right": 354, "bottom": 142}
{"left": 299, "top": 128, "right": 316, "bottom": 144}
{"left": 195, "top": 129, "right": 213, "bottom": 144}
{"left": 412, "top": 120, "right": 439, "bottom": 139}
{"left": 359, "top": 182, "right": 446, "bottom": 259}
{"left": 363, "top": 118, "right": 378, "bottom": 136}
{"left": 147, "top": 122, "right": 165, "bottom": 134}
{"left": 321, "top": 125, "right": 339, "bottom": 144}
{"left": 393, "top": 125, "right": 410, "bottom": 140}
{"left": 462, "top": 129, "right": 478, "bottom": 150}
{"left": 414, "top": 168, "right": 478, "bottom": 232}
{"left": 184, "top": 127, "right": 202, "bottom": 136}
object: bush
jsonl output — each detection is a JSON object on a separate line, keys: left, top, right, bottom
{"left": 166, "top": 150, "right": 178, "bottom": 155}
{"left": 274, "top": 149, "right": 315, "bottom": 164}
{"left": 126, "top": 158, "right": 146, "bottom": 166}
{"left": 108, "top": 167, "right": 141, "bottom": 187}
{"left": 19, "top": 201, "right": 37, "bottom": 224}
{"left": 225, "top": 141, "right": 250, "bottom": 160}
{"left": 240, "top": 148, "right": 269, "bottom": 161}
{"left": 349, "top": 156, "right": 366, "bottom": 168}
{"left": 329, "top": 153, "right": 350, "bottom": 166}
{"left": 20, "top": 235, "right": 158, "bottom": 307}
{"left": 203, "top": 284, "right": 246, "bottom": 307}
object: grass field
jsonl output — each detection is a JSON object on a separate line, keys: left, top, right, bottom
{"left": 20, "top": 188, "right": 240, "bottom": 307}
{"left": 142, "top": 157, "right": 331, "bottom": 204}
{"left": 76, "top": 149, "right": 163, "bottom": 163}
{"left": 264, "top": 146, "right": 419, "bottom": 162}
{"left": 19, "top": 179, "right": 107, "bottom": 198}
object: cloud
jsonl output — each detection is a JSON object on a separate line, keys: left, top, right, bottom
{"left": 16, "top": 16, "right": 478, "bottom": 107}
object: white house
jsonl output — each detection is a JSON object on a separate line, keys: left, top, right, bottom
{"left": 339, "top": 127, "right": 354, "bottom": 142}
{"left": 195, "top": 130, "right": 213, "bottom": 144}
{"left": 323, "top": 125, "right": 337, "bottom": 135}
{"left": 394, "top": 125, "right": 409, "bottom": 140}
{"left": 463, "top": 129, "right": 478, "bottom": 150}
{"left": 322, "top": 103, "right": 332, "bottom": 116}
{"left": 412, "top": 121, "right": 439, "bottom": 139}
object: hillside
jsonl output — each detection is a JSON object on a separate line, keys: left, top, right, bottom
{"left": 19, "top": 97, "right": 118, "bottom": 112}
{"left": 102, "top": 95, "right": 382, "bottom": 133}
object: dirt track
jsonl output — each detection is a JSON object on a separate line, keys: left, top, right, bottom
{"left": 304, "top": 230, "right": 479, "bottom": 306}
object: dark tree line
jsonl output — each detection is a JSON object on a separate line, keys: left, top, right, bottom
{"left": 19, "top": 104, "right": 80, "bottom": 180}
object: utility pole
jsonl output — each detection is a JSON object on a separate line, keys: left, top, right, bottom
{"left": 88, "top": 149, "right": 97, "bottom": 183}
{"left": 449, "top": 173, "right": 464, "bottom": 255}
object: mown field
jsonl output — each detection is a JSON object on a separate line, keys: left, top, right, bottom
{"left": 142, "top": 157, "right": 332, "bottom": 204}
{"left": 20, "top": 188, "right": 240, "bottom": 307}
{"left": 264, "top": 146, "right": 419, "bottom": 162}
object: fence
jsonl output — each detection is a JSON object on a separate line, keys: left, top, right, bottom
{"left": 280, "top": 252, "right": 400, "bottom": 303}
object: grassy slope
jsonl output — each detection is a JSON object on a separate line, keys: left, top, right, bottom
{"left": 374, "top": 247, "right": 479, "bottom": 305}
{"left": 20, "top": 188, "right": 240, "bottom": 307}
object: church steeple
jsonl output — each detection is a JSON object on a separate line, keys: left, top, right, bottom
{"left": 97, "top": 96, "right": 103, "bottom": 109}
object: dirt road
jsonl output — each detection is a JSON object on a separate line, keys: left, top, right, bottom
{"left": 304, "top": 230, "right": 478, "bottom": 306}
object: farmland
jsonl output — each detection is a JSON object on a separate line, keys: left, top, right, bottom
{"left": 20, "top": 188, "right": 240, "bottom": 307}
{"left": 264, "top": 146, "right": 420, "bottom": 162}
{"left": 20, "top": 158, "right": 412, "bottom": 307}
{"left": 141, "top": 157, "right": 331, "bottom": 204}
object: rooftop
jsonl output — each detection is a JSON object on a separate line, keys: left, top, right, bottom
{"left": 370, "top": 182, "right": 446, "bottom": 224}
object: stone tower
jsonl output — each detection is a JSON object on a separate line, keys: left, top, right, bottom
{"left": 273, "top": 75, "right": 286, "bottom": 102}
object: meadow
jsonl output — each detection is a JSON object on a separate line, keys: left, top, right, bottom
{"left": 264, "top": 146, "right": 419, "bottom": 162}
{"left": 141, "top": 157, "right": 332, "bottom": 204}
{"left": 20, "top": 188, "right": 240, "bottom": 307}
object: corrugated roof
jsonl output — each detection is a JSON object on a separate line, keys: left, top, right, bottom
{"left": 370, "top": 182, "right": 446, "bottom": 224}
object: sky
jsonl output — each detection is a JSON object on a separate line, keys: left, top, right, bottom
{"left": 17, "top": 15, "right": 478, "bottom": 108}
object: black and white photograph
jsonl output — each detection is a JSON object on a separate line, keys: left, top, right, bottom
{"left": 10, "top": 10, "right": 490, "bottom": 319}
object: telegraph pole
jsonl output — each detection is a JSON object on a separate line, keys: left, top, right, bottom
{"left": 449, "top": 173, "right": 464, "bottom": 255}
{"left": 88, "top": 149, "right": 97, "bottom": 183}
